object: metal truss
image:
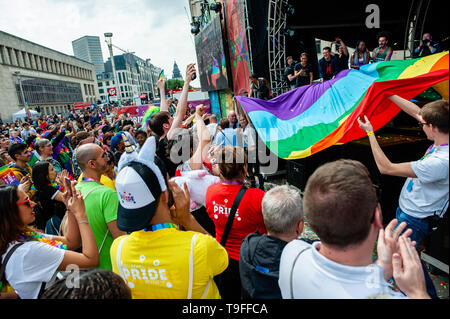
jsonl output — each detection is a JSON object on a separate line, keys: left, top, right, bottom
{"left": 242, "top": 0, "right": 254, "bottom": 75}
{"left": 403, "top": 0, "right": 431, "bottom": 59}
{"left": 267, "top": 0, "right": 288, "bottom": 97}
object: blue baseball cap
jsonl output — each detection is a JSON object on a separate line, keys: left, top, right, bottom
{"left": 110, "top": 131, "right": 124, "bottom": 150}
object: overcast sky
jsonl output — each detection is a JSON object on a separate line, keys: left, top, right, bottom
{"left": 0, "top": 0, "right": 199, "bottom": 85}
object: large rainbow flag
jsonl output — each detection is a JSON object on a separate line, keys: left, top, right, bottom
{"left": 235, "top": 51, "right": 449, "bottom": 160}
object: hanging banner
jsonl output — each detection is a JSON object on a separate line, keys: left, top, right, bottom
{"left": 223, "top": 0, "right": 251, "bottom": 96}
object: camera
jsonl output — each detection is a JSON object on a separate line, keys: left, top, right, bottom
{"left": 423, "top": 39, "right": 430, "bottom": 45}
{"left": 192, "top": 73, "right": 197, "bottom": 81}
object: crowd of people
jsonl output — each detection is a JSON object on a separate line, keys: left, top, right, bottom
{"left": 0, "top": 60, "right": 448, "bottom": 300}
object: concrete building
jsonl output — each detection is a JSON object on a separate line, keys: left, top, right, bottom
{"left": 0, "top": 30, "right": 99, "bottom": 121}
{"left": 72, "top": 36, "right": 105, "bottom": 75}
{"left": 96, "top": 71, "right": 117, "bottom": 103}
{"left": 102, "top": 53, "right": 161, "bottom": 103}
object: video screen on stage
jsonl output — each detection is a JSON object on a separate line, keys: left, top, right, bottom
{"left": 194, "top": 15, "right": 229, "bottom": 92}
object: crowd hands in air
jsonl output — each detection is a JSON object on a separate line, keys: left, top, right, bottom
{"left": 0, "top": 57, "right": 447, "bottom": 300}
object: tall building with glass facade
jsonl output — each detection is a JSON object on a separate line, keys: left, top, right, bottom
{"left": 72, "top": 36, "right": 105, "bottom": 75}
{"left": 0, "top": 30, "right": 99, "bottom": 121}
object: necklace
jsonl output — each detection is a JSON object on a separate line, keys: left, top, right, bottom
{"left": 144, "top": 223, "right": 179, "bottom": 232}
{"left": 81, "top": 177, "right": 102, "bottom": 184}
{"left": 20, "top": 232, "right": 67, "bottom": 250}
{"left": 223, "top": 180, "right": 244, "bottom": 185}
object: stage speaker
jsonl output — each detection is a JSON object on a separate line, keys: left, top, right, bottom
{"left": 287, "top": 160, "right": 307, "bottom": 191}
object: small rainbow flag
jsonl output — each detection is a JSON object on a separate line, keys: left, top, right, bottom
{"left": 27, "top": 149, "right": 39, "bottom": 168}
{"left": 0, "top": 165, "right": 20, "bottom": 185}
{"left": 158, "top": 70, "right": 164, "bottom": 81}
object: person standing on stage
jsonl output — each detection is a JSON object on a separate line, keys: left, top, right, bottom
{"left": 293, "top": 53, "right": 314, "bottom": 88}
{"left": 358, "top": 96, "right": 448, "bottom": 299}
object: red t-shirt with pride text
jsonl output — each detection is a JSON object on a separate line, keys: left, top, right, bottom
{"left": 205, "top": 184, "right": 267, "bottom": 261}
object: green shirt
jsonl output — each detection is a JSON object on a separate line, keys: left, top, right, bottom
{"left": 76, "top": 181, "right": 119, "bottom": 270}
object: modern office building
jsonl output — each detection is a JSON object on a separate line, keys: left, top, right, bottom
{"left": 0, "top": 30, "right": 99, "bottom": 121}
{"left": 102, "top": 53, "right": 161, "bottom": 102}
{"left": 72, "top": 36, "right": 105, "bottom": 75}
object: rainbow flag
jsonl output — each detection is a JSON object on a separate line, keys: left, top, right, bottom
{"left": 0, "top": 165, "right": 20, "bottom": 185}
{"left": 27, "top": 149, "right": 39, "bottom": 168}
{"left": 158, "top": 70, "right": 164, "bottom": 81}
{"left": 235, "top": 51, "right": 449, "bottom": 159}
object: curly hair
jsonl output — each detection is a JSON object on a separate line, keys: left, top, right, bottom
{"left": 41, "top": 269, "right": 132, "bottom": 299}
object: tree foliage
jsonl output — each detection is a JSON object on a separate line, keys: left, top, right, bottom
{"left": 166, "top": 79, "right": 194, "bottom": 90}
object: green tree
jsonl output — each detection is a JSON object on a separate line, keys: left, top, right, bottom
{"left": 166, "top": 79, "right": 194, "bottom": 90}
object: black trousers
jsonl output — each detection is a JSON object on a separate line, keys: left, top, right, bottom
{"left": 191, "top": 206, "right": 216, "bottom": 238}
{"left": 214, "top": 257, "right": 242, "bottom": 299}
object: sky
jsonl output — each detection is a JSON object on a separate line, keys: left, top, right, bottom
{"left": 0, "top": 0, "right": 200, "bottom": 86}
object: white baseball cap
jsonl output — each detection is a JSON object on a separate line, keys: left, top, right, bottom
{"left": 115, "top": 136, "right": 167, "bottom": 232}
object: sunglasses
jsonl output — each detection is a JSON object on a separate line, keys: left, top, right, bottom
{"left": 17, "top": 196, "right": 32, "bottom": 208}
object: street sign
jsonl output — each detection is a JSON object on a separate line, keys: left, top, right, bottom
{"left": 108, "top": 88, "right": 117, "bottom": 96}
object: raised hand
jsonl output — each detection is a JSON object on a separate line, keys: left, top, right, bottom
{"left": 392, "top": 236, "right": 430, "bottom": 299}
{"left": 66, "top": 185, "right": 87, "bottom": 222}
{"left": 185, "top": 63, "right": 196, "bottom": 84}
{"left": 196, "top": 104, "right": 205, "bottom": 117}
{"left": 357, "top": 115, "right": 374, "bottom": 134}
{"left": 377, "top": 218, "right": 414, "bottom": 280}
{"left": 157, "top": 77, "right": 165, "bottom": 91}
{"left": 168, "top": 181, "right": 191, "bottom": 226}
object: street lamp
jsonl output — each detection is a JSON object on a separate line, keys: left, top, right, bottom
{"left": 104, "top": 32, "right": 122, "bottom": 105}
{"left": 146, "top": 58, "right": 155, "bottom": 102}
{"left": 14, "top": 71, "right": 27, "bottom": 108}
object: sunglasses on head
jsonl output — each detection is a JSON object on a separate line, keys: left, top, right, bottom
{"left": 17, "top": 196, "right": 32, "bottom": 208}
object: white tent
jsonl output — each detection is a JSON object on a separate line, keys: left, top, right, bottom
{"left": 12, "top": 108, "right": 39, "bottom": 121}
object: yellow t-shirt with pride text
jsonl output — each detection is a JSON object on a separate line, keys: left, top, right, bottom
{"left": 110, "top": 228, "right": 228, "bottom": 299}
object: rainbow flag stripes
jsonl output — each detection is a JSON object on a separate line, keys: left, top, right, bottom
{"left": 236, "top": 52, "right": 449, "bottom": 159}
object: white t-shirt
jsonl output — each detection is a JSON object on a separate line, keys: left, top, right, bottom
{"left": 278, "top": 240, "right": 407, "bottom": 299}
{"left": 2, "top": 240, "right": 65, "bottom": 299}
{"left": 243, "top": 124, "right": 257, "bottom": 148}
{"left": 399, "top": 144, "right": 449, "bottom": 219}
{"left": 207, "top": 123, "right": 218, "bottom": 141}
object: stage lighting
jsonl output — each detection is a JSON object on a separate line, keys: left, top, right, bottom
{"left": 209, "top": 2, "right": 222, "bottom": 12}
{"left": 191, "top": 19, "right": 200, "bottom": 35}
{"left": 282, "top": 3, "right": 295, "bottom": 16}
{"left": 284, "top": 28, "right": 295, "bottom": 37}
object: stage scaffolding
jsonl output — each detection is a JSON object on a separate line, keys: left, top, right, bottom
{"left": 267, "top": 0, "right": 288, "bottom": 97}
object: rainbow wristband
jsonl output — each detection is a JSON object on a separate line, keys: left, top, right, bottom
{"left": 367, "top": 131, "right": 374, "bottom": 136}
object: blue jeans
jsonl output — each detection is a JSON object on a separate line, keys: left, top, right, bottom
{"left": 395, "top": 207, "right": 430, "bottom": 246}
{"left": 394, "top": 207, "right": 438, "bottom": 299}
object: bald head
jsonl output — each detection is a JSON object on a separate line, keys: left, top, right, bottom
{"left": 227, "top": 111, "right": 237, "bottom": 124}
{"left": 76, "top": 143, "right": 103, "bottom": 171}
{"left": 210, "top": 114, "right": 217, "bottom": 123}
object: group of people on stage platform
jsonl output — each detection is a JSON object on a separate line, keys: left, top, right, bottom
{"left": 281, "top": 32, "right": 445, "bottom": 92}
